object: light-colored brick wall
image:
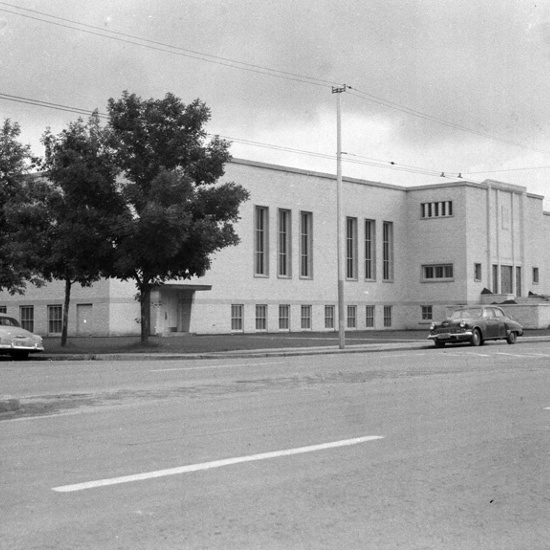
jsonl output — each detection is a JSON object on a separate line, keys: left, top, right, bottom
{"left": 2, "top": 160, "right": 550, "bottom": 336}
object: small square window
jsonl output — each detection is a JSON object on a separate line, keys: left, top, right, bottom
{"left": 421, "top": 305, "right": 433, "bottom": 320}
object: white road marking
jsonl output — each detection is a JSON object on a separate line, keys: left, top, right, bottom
{"left": 52, "top": 435, "right": 384, "bottom": 493}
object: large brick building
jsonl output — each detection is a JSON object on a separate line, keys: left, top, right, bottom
{"left": 2, "top": 158, "right": 550, "bottom": 336}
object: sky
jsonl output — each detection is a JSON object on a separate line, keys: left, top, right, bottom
{"left": 2, "top": 0, "right": 550, "bottom": 205}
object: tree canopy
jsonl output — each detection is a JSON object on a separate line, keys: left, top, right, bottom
{"left": 0, "top": 119, "right": 40, "bottom": 293}
{"left": 108, "top": 92, "right": 249, "bottom": 342}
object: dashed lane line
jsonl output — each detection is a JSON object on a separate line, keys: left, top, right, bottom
{"left": 52, "top": 435, "right": 384, "bottom": 493}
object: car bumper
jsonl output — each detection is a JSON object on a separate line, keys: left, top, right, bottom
{"left": 427, "top": 331, "right": 473, "bottom": 343}
{"left": 0, "top": 343, "right": 44, "bottom": 353}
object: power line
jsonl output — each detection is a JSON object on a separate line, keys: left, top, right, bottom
{"left": 1, "top": 91, "right": 460, "bottom": 180}
{"left": 347, "top": 86, "right": 550, "bottom": 157}
{"left": 2, "top": 3, "right": 548, "bottom": 159}
{"left": 0, "top": 3, "right": 339, "bottom": 89}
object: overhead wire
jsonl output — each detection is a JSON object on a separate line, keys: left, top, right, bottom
{"left": 1, "top": 4, "right": 548, "bottom": 180}
{"left": 0, "top": 2, "right": 338, "bottom": 89}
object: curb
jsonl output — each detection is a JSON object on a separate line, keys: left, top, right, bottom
{"left": 30, "top": 334, "right": 550, "bottom": 362}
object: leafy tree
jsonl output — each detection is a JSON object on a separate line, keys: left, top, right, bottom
{"left": 108, "top": 91, "right": 249, "bottom": 342}
{"left": 8, "top": 114, "right": 125, "bottom": 346}
{"left": 0, "top": 119, "right": 40, "bottom": 293}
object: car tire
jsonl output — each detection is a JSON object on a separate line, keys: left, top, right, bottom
{"left": 11, "top": 351, "right": 29, "bottom": 361}
{"left": 470, "top": 329, "right": 481, "bottom": 347}
{"left": 507, "top": 331, "right": 517, "bottom": 345}
{"left": 434, "top": 340, "right": 445, "bottom": 348}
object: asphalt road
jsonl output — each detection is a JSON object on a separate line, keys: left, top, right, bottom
{"left": 2, "top": 341, "right": 550, "bottom": 549}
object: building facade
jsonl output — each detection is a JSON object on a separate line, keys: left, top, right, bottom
{"left": 2, "top": 158, "right": 550, "bottom": 336}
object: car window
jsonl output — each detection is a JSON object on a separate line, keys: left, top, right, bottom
{"left": 483, "top": 309, "right": 494, "bottom": 319}
{"left": 0, "top": 317, "right": 19, "bottom": 327}
{"left": 450, "top": 308, "right": 482, "bottom": 319}
{"left": 493, "top": 308, "right": 505, "bottom": 318}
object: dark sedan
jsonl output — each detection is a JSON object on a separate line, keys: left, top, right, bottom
{"left": 428, "top": 306, "right": 523, "bottom": 347}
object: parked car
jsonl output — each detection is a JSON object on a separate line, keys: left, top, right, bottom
{"left": 428, "top": 306, "right": 523, "bottom": 347}
{"left": 0, "top": 314, "right": 44, "bottom": 360}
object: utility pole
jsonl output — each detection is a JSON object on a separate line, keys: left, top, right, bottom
{"left": 332, "top": 85, "right": 346, "bottom": 349}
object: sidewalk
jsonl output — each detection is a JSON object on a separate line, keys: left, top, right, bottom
{"left": 37, "top": 329, "right": 550, "bottom": 361}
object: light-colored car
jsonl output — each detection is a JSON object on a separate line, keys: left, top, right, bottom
{"left": 428, "top": 306, "right": 523, "bottom": 347}
{"left": 0, "top": 314, "right": 44, "bottom": 360}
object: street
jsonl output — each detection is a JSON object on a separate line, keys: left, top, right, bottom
{"left": 2, "top": 341, "right": 550, "bottom": 549}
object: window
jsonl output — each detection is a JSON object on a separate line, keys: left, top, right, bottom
{"left": 255, "top": 304, "right": 267, "bottom": 331}
{"left": 300, "top": 211, "right": 313, "bottom": 278}
{"left": 492, "top": 265, "right": 499, "bottom": 293}
{"left": 533, "top": 267, "right": 540, "bottom": 284}
{"left": 231, "top": 304, "right": 244, "bottom": 331}
{"left": 474, "top": 263, "right": 482, "bottom": 281}
{"left": 346, "top": 217, "right": 358, "bottom": 279}
{"left": 383, "top": 306, "right": 392, "bottom": 327}
{"left": 421, "top": 201, "right": 453, "bottom": 219}
{"left": 421, "top": 305, "right": 433, "bottom": 320}
{"left": 279, "top": 304, "right": 290, "bottom": 330}
{"left": 422, "top": 264, "right": 454, "bottom": 281}
{"left": 347, "top": 305, "right": 357, "bottom": 328}
{"left": 516, "top": 266, "right": 522, "bottom": 297}
{"left": 48, "top": 305, "right": 63, "bottom": 334}
{"left": 301, "top": 305, "right": 312, "bottom": 329}
{"left": 0, "top": 306, "right": 6, "bottom": 314}
{"left": 325, "top": 305, "right": 335, "bottom": 329}
{"left": 278, "top": 209, "right": 291, "bottom": 277}
{"left": 20, "top": 306, "right": 34, "bottom": 332}
{"left": 254, "top": 206, "right": 269, "bottom": 276}
{"left": 365, "top": 219, "right": 376, "bottom": 280}
{"left": 382, "top": 222, "right": 394, "bottom": 281}
{"left": 365, "top": 306, "right": 375, "bottom": 328}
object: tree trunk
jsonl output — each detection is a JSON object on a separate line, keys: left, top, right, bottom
{"left": 140, "top": 285, "right": 151, "bottom": 344}
{"left": 61, "top": 278, "right": 72, "bottom": 347}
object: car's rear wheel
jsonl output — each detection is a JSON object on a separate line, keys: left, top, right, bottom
{"left": 470, "top": 329, "right": 481, "bottom": 347}
{"left": 507, "top": 331, "right": 517, "bottom": 345}
{"left": 11, "top": 351, "right": 29, "bottom": 361}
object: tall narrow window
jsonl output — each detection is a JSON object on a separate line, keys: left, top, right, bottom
{"left": 474, "top": 263, "right": 482, "bottom": 281}
{"left": 255, "top": 304, "right": 267, "bottom": 331}
{"left": 48, "top": 305, "right": 63, "bottom": 334}
{"left": 278, "top": 209, "right": 291, "bottom": 277}
{"left": 365, "top": 219, "right": 376, "bottom": 280}
{"left": 279, "top": 305, "right": 290, "bottom": 330}
{"left": 492, "top": 265, "right": 499, "bottom": 293}
{"left": 365, "top": 305, "right": 375, "bottom": 328}
{"left": 346, "top": 217, "right": 358, "bottom": 279}
{"left": 300, "top": 211, "right": 313, "bottom": 278}
{"left": 231, "top": 304, "right": 244, "bottom": 331}
{"left": 516, "top": 267, "right": 522, "bottom": 297}
{"left": 383, "top": 306, "right": 392, "bottom": 327}
{"left": 20, "top": 306, "right": 34, "bottom": 332}
{"left": 383, "top": 221, "right": 394, "bottom": 281}
{"left": 533, "top": 267, "right": 540, "bottom": 284}
{"left": 254, "top": 206, "right": 269, "bottom": 276}
{"left": 347, "top": 305, "right": 357, "bottom": 328}
{"left": 301, "top": 305, "right": 312, "bottom": 329}
{"left": 325, "top": 305, "right": 335, "bottom": 329}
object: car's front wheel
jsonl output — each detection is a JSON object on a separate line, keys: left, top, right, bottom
{"left": 434, "top": 340, "right": 445, "bottom": 348}
{"left": 507, "top": 331, "right": 517, "bottom": 345}
{"left": 470, "top": 329, "right": 482, "bottom": 346}
{"left": 11, "top": 351, "right": 29, "bottom": 361}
